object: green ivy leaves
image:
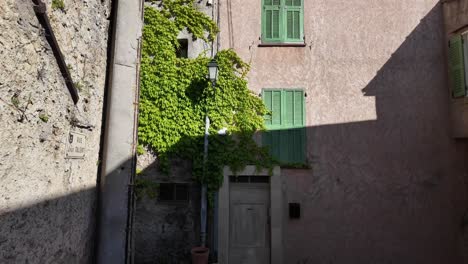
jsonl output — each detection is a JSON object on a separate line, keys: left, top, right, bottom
{"left": 139, "top": 2, "right": 275, "bottom": 201}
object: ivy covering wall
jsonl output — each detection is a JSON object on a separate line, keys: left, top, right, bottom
{"left": 138, "top": 0, "right": 274, "bottom": 199}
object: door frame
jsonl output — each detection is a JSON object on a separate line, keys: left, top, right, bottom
{"left": 218, "top": 166, "right": 283, "bottom": 264}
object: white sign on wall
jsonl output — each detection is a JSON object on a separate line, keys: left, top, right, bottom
{"left": 66, "top": 131, "right": 86, "bottom": 159}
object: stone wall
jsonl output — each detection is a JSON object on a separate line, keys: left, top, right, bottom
{"left": 0, "top": 0, "right": 111, "bottom": 262}
{"left": 134, "top": 155, "right": 201, "bottom": 264}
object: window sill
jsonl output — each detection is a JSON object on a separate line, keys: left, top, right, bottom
{"left": 258, "top": 42, "right": 306, "bottom": 47}
{"left": 279, "top": 163, "right": 310, "bottom": 169}
{"left": 451, "top": 95, "right": 468, "bottom": 105}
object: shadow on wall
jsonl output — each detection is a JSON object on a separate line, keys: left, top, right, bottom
{"left": 284, "top": 3, "right": 468, "bottom": 264}
{"left": 0, "top": 149, "right": 194, "bottom": 264}
{"left": 0, "top": 187, "right": 98, "bottom": 263}
{"left": 133, "top": 158, "right": 201, "bottom": 264}
{"left": 0, "top": 158, "right": 135, "bottom": 264}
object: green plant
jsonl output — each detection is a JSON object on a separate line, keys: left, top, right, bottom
{"left": 139, "top": 2, "right": 275, "bottom": 203}
{"left": 52, "top": 0, "right": 65, "bottom": 11}
{"left": 5, "top": 93, "right": 32, "bottom": 122}
{"left": 39, "top": 113, "right": 49, "bottom": 123}
{"left": 74, "top": 81, "right": 83, "bottom": 92}
{"left": 11, "top": 96, "right": 19, "bottom": 108}
{"left": 136, "top": 145, "right": 146, "bottom": 155}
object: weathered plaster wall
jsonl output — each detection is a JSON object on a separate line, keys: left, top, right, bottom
{"left": 0, "top": 0, "right": 110, "bottom": 262}
{"left": 220, "top": 0, "right": 468, "bottom": 263}
{"left": 443, "top": 0, "right": 468, "bottom": 32}
{"left": 133, "top": 1, "right": 213, "bottom": 263}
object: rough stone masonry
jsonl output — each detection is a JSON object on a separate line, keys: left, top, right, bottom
{"left": 0, "top": 0, "right": 111, "bottom": 262}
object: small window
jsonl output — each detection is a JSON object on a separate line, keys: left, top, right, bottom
{"left": 159, "top": 183, "right": 189, "bottom": 202}
{"left": 261, "top": 0, "right": 304, "bottom": 44}
{"left": 176, "top": 39, "right": 188, "bottom": 58}
{"left": 289, "top": 203, "right": 300, "bottom": 219}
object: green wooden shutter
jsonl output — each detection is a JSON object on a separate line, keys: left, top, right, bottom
{"left": 262, "top": 89, "right": 306, "bottom": 165}
{"left": 263, "top": 90, "right": 282, "bottom": 160}
{"left": 262, "top": 0, "right": 281, "bottom": 42}
{"left": 263, "top": 90, "right": 282, "bottom": 126}
{"left": 449, "top": 35, "right": 466, "bottom": 98}
{"left": 279, "top": 90, "right": 305, "bottom": 164}
{"left": 294, "top": 90, "right": 306, "bottom": 164}
{"left": 263, "top": 90, "right": 273, "bottom": 126}
{"left": 284, "top": 0, "right": 303, "bottom": 42}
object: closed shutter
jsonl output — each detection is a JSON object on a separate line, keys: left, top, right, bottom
{"left": 263, "top": 90, "right": 282, "bottom": 126}
{"left": 263, "top": 0, "right": 281, "bottom": 42}
{"left": 280, "top": 90, "right": 305, "bottom": 164}
{"left": 263, "top": 90, "right": 282, "bottom": 159}
{"left": 284, "top": 0, "right": 303, "bottom": 42}
{"left": 449, "top": 35, "right": 466, "bottom": 98}
{"left": 262, "top": 89, "right": 306, "bottom": 164}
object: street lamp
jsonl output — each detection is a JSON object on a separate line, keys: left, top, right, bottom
{"left": 200, "top": 59, "right": 219, "bottom": 250}
{"left": 207, "top": 59, "right": 219, "bottom": 87}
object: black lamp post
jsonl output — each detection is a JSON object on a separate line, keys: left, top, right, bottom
{"left": 200, "top": 59, "right": 219, "bottom": 249}
{"left": 207, "top": 59, "right": 219, "bottom": 87}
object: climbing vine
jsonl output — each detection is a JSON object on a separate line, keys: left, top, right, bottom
{"left": 138, "top": 0, "right": 274, "bottom": 200}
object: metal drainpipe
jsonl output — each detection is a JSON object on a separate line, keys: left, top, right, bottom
{"left": 212, "top": 0, "right": 221, "bottom": 259}
{"left": 201, "top": 115, "right": 210, "bottom": 247}
{"left": 96, "top": 0, "right": 143, "bottom": 263}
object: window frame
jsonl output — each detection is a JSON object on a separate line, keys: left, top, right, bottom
{"left": 262, "top": 88, "right": 307, "bottom": 165}
{"left": 449, "top": 32, "right": 468, "bottom": 98}
{"left": 158, "top": 183, "right": 190, "bottom": 202}
{"left": 176, "top": 39, "right": 189, "bottom": 58}
{"left": 262, "top": 88, "right": 306, "bottom": 130}
{"left": 462, "top": 31, "right": 468, "bottom": 95}
{"left": 261, "top": 0, "right": 304, "bottom": 45}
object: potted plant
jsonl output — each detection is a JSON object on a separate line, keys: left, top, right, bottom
{"left": 191, "top": 246, "right": 209, "bottom": 264}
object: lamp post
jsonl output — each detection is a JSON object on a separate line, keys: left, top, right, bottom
{"left": 207, "top": 59, "right": 219, "bottom": 87}
{"left": 200, "top": 59, "right": 218, "bottom": 248}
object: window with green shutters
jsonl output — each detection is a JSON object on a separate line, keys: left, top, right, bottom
{"left": 262, "top": 89, "right": 306, "bottom": 165}
{"left": 449, "top": 34, "right": 466, "bottom": 98}
{"left": 262, "top": 0, "right": 304, "bottom": 44}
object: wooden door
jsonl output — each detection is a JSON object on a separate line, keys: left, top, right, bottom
{"left": 229, "top": 183, "right": 270, "bottom": 264}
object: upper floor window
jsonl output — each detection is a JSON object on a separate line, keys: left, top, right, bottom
{"left": 176, "top": 39, "right": 189, "bottom": 58}
{"left": 262, "top": 0, "right": 304, "bottom": 44}
{"left": 262, "top": 89, "right": 306, "bottom": 165}
{"left": 449, "top": 32, "right": 468, "bottom": 98}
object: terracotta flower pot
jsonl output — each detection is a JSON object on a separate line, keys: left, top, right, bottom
{"left": 191, "top": 247, "right": 209, "bottom": 264}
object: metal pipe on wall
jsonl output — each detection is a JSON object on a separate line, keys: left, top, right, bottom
{"left": 96, "top": 0, "right": 143, "bottom": 263}
{"left": 31, "top": 0, "right": 79, "bottom": 104}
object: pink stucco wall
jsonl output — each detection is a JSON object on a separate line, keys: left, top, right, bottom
{"left": 219, "top": 0, "right": 468, "bottom": 263}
